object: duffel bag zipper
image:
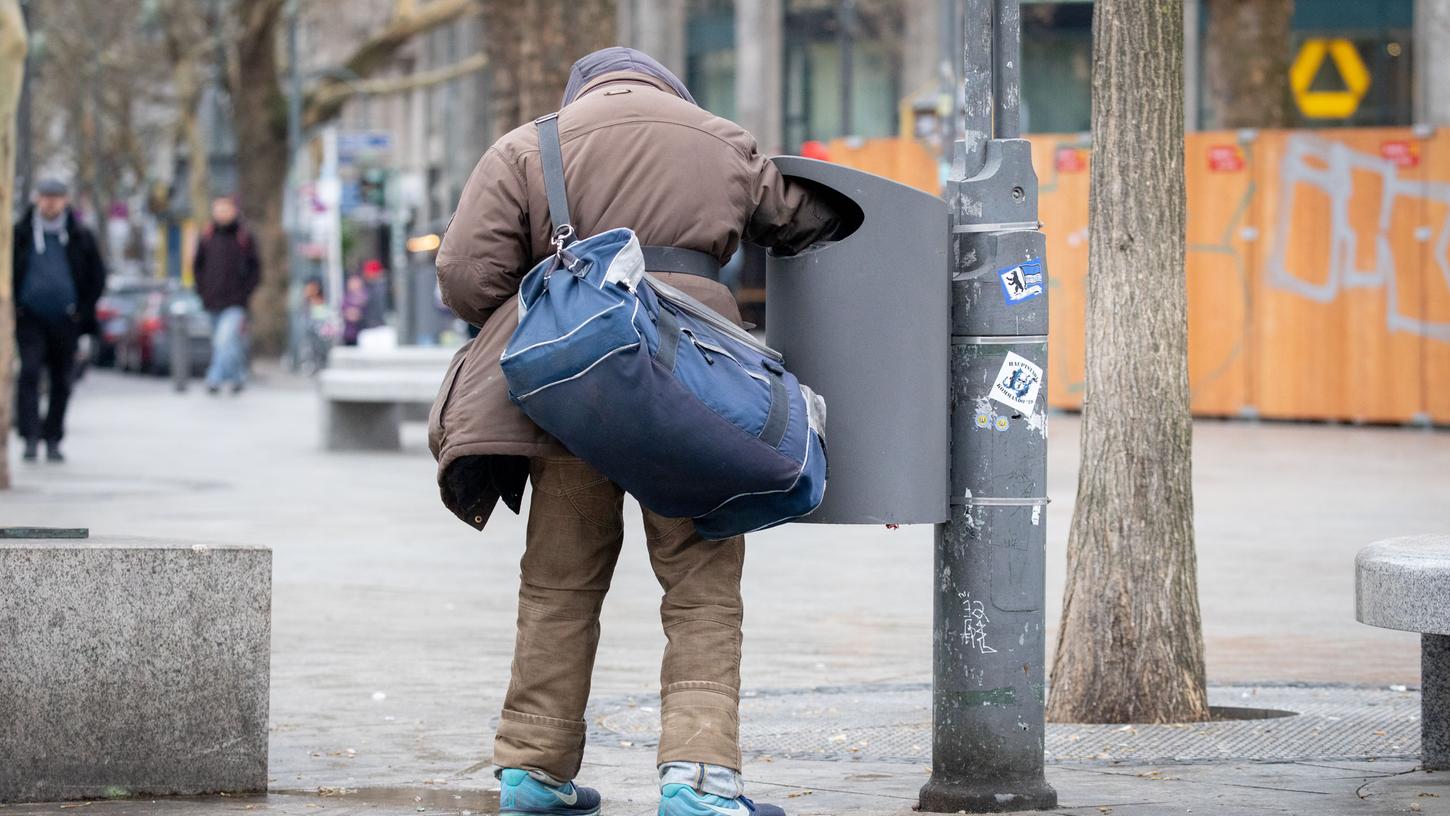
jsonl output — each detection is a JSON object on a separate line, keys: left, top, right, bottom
{"left": 646, "top": 275, "right": 784, "bottom": 362}
{"left": 685, "top": 330, "right": 770, "bottom": 385}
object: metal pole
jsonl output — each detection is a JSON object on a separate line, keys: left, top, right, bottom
{"left": 87, "top": 65, "right": 102, "bottom": 230}
{"left": 838, "top": 0, "right": 856, "bottom": 138}
{"left": 16, "top": 0, "right": 31, "bottom": 209}
{"left": 169, "top": 297, "right": 191, "bottom": 392}
{"left": 937, "top": 0, "right": 959, "bottom": 165}
{"left": 957, "top": 0, "right": 991, "bottom": 178}
{"left": 919, "top": 0, "right": 1056, "bottom": 810}
{"left": 284, "top": 0, "right": 305, "bottom": 369}
{"left": 991, "top": 0, "right": 1020, "bottom": 139}
{"left": 387, "top": 171, "right": 411, "bottom": 344}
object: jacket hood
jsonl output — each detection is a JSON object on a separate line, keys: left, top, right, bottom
{"left": 562, "top": 47, "right": 696, "bottom": 107}
{"left": 17, "top": 205, "right": 77, "bottom": 228}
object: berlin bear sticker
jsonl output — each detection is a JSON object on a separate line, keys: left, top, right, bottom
{"left": 997, "top": 258, "right": 1044, "bottom": 305}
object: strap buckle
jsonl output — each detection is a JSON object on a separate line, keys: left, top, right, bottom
{"left": 551, "top": 224, "right": 576, "bottom": 251}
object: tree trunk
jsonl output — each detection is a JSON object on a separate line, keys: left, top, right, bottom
{"left": 482, "top": 0, "right": 617, "bottom": 140}
{"left": 230, "top": 0, "right": 290, "bottom": 354}
{"left": 1203, "top": 0, "right": 1294, "bottom": 129}
{"left": 1046, "top": 0, "right": 1209, "bottom": 724}
{"left": 182, "top": 74, "right": 211, "bottom": 232}
{"left": 0, "top": 0, "right": 25, "bottom": 489}
{"left": 161, "top": 0, "right": 211, "bottom": 229}
{"left": 231, "top": 0, "right": 487, "bottom": 353}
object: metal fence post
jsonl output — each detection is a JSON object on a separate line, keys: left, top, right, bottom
{"left": 918, "top": 0, "right": 1057, "bottom": 811}
{"left": 169, "top": 297, "right": 191, "bottom": 393}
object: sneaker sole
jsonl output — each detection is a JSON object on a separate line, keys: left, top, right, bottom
{"left": 500, "top": 811, "right": 600, "bottom": 816}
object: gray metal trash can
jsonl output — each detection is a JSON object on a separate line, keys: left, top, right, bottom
{"left": 763, "top": 157, "right": 949, "bottom": 525}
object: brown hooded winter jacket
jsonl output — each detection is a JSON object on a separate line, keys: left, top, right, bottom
{"left": 429, "top": 70, "right": 841, "bottom": 530}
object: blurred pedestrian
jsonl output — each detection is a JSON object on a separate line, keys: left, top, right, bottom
{"left": 360, "top": 258, "right": 388, "bottom": 329}
{"left": 13, "top": 178, "right": 106, "bottom": 463}
{"left": 193, "top": 196, "right": 260, "bottom": 394}
{"left": 297, "top": 277, "right": 335, "bottom": 373}
{"left": 433, "top": 47, "right": 843, "bottom": 816}
{"left": 340, "top": 274, "right": 369, "bottom": 346}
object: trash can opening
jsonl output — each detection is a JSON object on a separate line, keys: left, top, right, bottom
{"left": 772, "top": 175, "right": 865, "bottom": 255}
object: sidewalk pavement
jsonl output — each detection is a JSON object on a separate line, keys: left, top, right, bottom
{"left": 2, "top": 367, "right": 1448, "bottom": 815}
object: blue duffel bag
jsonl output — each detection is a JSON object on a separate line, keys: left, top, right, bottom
{"left": 499, "top": 114, "right": 827, "bottom": 539}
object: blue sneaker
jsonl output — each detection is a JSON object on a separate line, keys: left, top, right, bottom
{"left": 658, "top": 783, "right": 786, "bottom": 816}
{"left": 499, "top": 768, "right": 601, "bottom": 816}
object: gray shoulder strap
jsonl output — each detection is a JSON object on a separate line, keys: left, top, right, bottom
{"left": 534, "top": 113, "right": 572, "bottom": 239}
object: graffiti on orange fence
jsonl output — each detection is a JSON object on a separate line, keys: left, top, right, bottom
{"left": 1267, "top": 133, "right": 1450, "bottom": 343}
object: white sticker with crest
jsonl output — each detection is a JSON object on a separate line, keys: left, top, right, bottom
{"left": 988, "top": 352, "right": 1043, "bottom": 416}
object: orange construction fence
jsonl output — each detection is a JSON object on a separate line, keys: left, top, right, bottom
{"left": 827, "top": 129, "right": 1450, "bottom": 426}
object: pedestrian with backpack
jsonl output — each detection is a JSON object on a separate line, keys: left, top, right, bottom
{"left": 432, "top": 48, "right": 843, "bottom": 816}
{"left": 13, "top": 178, "right": 106, "bottom": 462}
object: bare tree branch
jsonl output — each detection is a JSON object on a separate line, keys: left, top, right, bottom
{"left": 305, "top": 51, "right": 487, "bottom": 123}
{"left": 303, "top": 0, "right": 480, "bottom": 129}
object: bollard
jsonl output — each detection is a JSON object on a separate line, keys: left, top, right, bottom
{"left": 918, "top": 0, "right": 1057, "bottom": 810}
{"left": 169, "top": 294, "right": 191, "bottom": 392}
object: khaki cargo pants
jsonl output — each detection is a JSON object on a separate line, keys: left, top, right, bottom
{"left": 493, "top": 456, "right": 745, "bottom": 781}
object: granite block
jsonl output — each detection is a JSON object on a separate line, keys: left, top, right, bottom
{"left": 0, "top": 536, "right": 271, "bottom": 802}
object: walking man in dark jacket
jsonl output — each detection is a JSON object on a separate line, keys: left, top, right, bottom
{"left": 193, "top": 196, "right": 260, "bottom": 394}
{"left": 13, "top": 178, "right": 106, "bottom": 462}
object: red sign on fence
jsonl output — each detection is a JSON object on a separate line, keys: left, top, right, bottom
{"left": 1055, "top": 147, "right": 1087, "bottom": 174}
{"left": 1208, "top": 145, "right": 1246, "bottom": 172}
{"left": 1380, "top": 140, "right": 1420, "bottom": 168}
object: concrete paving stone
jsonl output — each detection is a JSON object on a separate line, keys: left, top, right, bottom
{"left": 1358, "top": 768, "right": 1450, "bottom": 815}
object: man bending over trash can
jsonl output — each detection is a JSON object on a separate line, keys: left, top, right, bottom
{"left": 432, "top": 48, "right": 842, "bottom": 816}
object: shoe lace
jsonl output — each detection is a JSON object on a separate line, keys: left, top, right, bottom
{"left": 738, "top": 796, "right": 757, "bottom": 813}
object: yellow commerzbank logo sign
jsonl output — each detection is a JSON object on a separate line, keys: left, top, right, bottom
{"left": 1291, "top": 38, "right": 1371, "bottom": 119}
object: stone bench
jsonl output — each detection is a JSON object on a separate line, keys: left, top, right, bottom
{"left": 1356, "top": 534, "right": 1450, "bottom": 770}
{"left": 318, "top": 346, "right": 459, "bottom": 450}
{"left": 326, "top": 345, "right": 459, "bottom": 371}
{"left": 0, "top": 533, "right": 271, "bottom": 803}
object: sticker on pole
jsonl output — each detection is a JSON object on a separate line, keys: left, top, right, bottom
{"left": 990, "top": 352, "right": 1043, "bottom": 416}
{"left": 997, "top": 259, "right": 1044, "bottom": 305}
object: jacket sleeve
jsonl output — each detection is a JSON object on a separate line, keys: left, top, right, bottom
{"left": 241, "top": 234, "right": 261, "bottom": 300}
{"left": 743, "top": 151, "right": 845, "bottom": 257}
{"left": 11, "top": 223, "right": 22, "bottom": 313}
{"left": 436, "top": 146, "right": 532, "bottom": 328}
{"left": 80, "top": 230, "right": 106, "bottom": 309}
{"left": 192, "top": 237, "right": 208, "bottom": 294}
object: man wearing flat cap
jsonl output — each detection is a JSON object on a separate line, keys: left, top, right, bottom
{"left": 12, "top": 179, "right": 107, "bottom": 462}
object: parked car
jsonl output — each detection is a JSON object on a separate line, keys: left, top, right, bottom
{"left": 114, "top": 284, "right": 212, "bottom": 377}
{"left": 93, "top": 277, "right": 165, "bottom": 368}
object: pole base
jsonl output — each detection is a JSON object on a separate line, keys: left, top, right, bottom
{"left": 918, "top": 775, "right": 1058, "bottom": 813}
